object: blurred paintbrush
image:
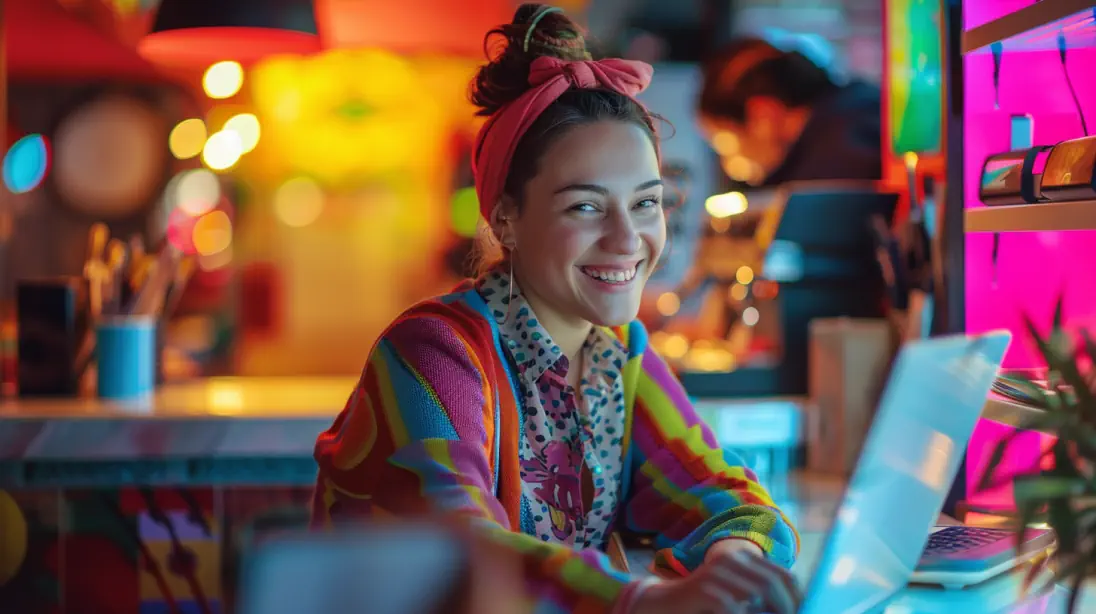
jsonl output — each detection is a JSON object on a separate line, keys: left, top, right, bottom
{"left": 103, "top": 239, "right": 128, "bottom": 316}
{"left": 128, "top": 243, "right": 181, "bottom": 316}
{"left": 161, "top": 256, "right": 196, "bottom": 320}
{"left": 83, "top": 223, "right": 111, "bottom": 319}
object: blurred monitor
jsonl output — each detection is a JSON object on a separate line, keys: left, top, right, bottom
{"left": 683, "top": 182, "right": 898, "bottom": 397}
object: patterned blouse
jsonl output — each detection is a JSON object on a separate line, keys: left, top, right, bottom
{"left": 478, "top": 269, "right": 628, "bottom": 548}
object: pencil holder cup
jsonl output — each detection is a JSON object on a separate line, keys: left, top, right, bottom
{"left": 96, "top": 315, "right": 157, "bottom": 401}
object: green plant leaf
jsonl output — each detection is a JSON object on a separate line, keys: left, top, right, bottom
{"left": 1021, "top": 310, "right": 1089, "bottom": 406}
{"left": 1053, "top": 294, "right": 1065, "bottom": 331}
{"left": 1051, "top": 498, "right": 1080, "bottom": 555}
{"left": 979, "top": 445, "right": 1050, "bottom": 494}
{"left": 1065, "top": 556, "right": 1090, "bottom": 613}
{"left": 1050, "top": 440, "right": 1084, "bottom": 480}
{"left": 1081, "top": 329, "right": 1096, "bottom": 374}
{"left": 999, "top": 373, "right": 1053, "bottom": 409}
{"left": 978, "top": 429, "right": 1037, "bottom": 493}
{"left": 1015, "top": 498, "right": 1041, "bottom": 552}
{"left": 977, "top": 413, "right": 1078, "bottom": 493}
{"left": 1036, "top": 308, "right": 1096, "bottom": 418}
{"left": 1035, "top": 553, "right": 1086, "bottom": 607}
{"left": 1013, "top": 476, "right": 1091, "bottom": 503}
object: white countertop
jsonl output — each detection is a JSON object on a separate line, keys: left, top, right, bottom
{"left": 0, "top": 376, "right": 359, "bottom": 419}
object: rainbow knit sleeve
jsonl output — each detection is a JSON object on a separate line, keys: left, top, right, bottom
{"left": 622, "top": 332, "right": 799, "bottom": 573}
{"left": 312, "top": 313, "right": 635, "bottom": 613}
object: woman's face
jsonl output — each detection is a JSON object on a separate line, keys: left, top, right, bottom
{"left": 503, "top": 120, "right": 665, "bottom": 329}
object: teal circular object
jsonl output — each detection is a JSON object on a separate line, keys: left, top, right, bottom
{"left": 3, "top": 134, "right": 50, "bottom": 194}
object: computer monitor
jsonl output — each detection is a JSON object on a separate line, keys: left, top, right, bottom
{"left": 681, "top": 183, "right": 898, "bottom": 398}
{"left": 764, "top": 185, "right": 899, "bottom": 394}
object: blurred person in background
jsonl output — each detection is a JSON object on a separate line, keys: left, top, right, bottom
{"left": 698, "top": 34, "right": 882, "bottom": 186}
{"left": 312, "top": 5, "right": 800, "bottom": 614}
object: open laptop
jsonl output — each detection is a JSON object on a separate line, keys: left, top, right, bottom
{"left": 800, "top": 331, "right": 1053, "bottom": 614}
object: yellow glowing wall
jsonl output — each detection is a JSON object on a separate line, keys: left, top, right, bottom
{"left": 227, "top": 50, "right": 480, "bottom": 374}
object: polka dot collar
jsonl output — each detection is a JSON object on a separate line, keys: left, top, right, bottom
{"left": 475, "top": 267, "right": 626, "bottom": 387}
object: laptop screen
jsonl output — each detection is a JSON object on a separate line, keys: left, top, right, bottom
{"left": 799, "top": 332, "right": 1010, "bottom": 614}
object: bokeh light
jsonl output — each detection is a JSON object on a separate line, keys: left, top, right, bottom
{"left": 742, "top": 306, "right": 760, "bottom": 326}
{"left": 167, "top": 207, "right": 199, "bottom": 254}
{"left": 173, "top": 169, "right": 221, "bottom": 217}
{"left": 656, "top": 292, "right": 681, "bottom": 316}
{"left": 223, "top": 113, "right": 261, "bottom": 153}
{"left": 711, "top": 131, "right": 739, "bottom": 156}
{"left": 705, "top": 191, "right": 747, "bottom": 218}
{"left": 722, "top": 155, "right": 753, "bottom": 181}
{"left": 729, "top": 283, "right": 748, "bottom": 302}
{"left": 450, "top": 187, "right": 479, "bottom": 238}
{"left": 274, "top": 176, "right": 325, "bottom": 227}
{"left": 168, "top": 119, "right": 207, "bottom": 160}
{"left": 736, "top": 265, "right": 755, "bottom": 285}
{"left": 200, "top": 247, "right": 234, "bottom": 271}
{"left": 3, "top": 134, "right": 49, "bottom": 194}
{"left": 662, "top": 334, "right": 690, "bottom": 359}
{"left": 203, "top": 61, "right": 244, "bottom": 99}
{"left": 202, "top": 130, "right": 244, "bottom": 171}
{"left": 191, "top": 210, "right": 233, "bottom": 256}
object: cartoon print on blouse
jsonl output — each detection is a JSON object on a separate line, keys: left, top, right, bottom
{"left": 520, "top": 438, "right": 585, "bottom": 540}
{"left": 477, "top": 267, "right": 629, "bottom": 549}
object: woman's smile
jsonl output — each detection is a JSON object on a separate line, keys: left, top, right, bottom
{"left": 577, "top": 260, "right": 644, "bottom": 292}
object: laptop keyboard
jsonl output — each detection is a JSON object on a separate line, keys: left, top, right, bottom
{"left": 923, "top": 526, "right": 1010, "bottom": 556}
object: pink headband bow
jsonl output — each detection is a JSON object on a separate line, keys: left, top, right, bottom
{"left": 472, "top": 56, "right": 656, "bottom": 221}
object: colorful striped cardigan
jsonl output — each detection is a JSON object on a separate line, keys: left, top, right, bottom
{"left": 312, "top": 285, "right": 798, "bottom": 612}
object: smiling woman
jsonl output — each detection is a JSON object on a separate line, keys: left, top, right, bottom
{"left": 311, "top": 4, "right": 801, "bottom": 614}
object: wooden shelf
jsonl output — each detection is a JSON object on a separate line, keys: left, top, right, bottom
{"left": 963, "top": 0, "right": 1096, "bottom": 54}
{"left": 982, "top": 395, "right": 1053, "bottom": 433}
{"left": 965, "top": 200, "right": 1096, "bottom": 232}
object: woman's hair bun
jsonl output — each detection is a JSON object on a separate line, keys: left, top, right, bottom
{"left": 470, "top": 3, "right": 591, "bottom": 117}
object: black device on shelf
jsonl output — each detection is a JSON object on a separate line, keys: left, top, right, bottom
{"left": 978, "top": 146, "right": 1052, "bottom": 205}
{"left": 1040, "top": 135, "right": 1096, "bottom": 201}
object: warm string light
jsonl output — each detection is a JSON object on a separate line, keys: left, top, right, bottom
{"left": 656, "top": 292, "right": 681, "bottom": 316}
{"left": 274, "top": 177, "right": 325, "bottom": 228}
{"left": 170, "top": 63, "right": 263, "bottom": 174}
{"left": 705, "top": 191, "right": 748, "bottom": 218}
{"left": 169, "top": 119, "right": 207, "bottom": 160}
{"left": 160, "top": 61, "right": 262, "bottom": 271}
{"left": 162, "top": 168, "right": 235, "bottom": 264}
{"left": 203, "top": 61, "right": 244, "bottom": 99}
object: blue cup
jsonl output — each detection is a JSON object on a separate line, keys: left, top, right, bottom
{"left": 96, "top": 316, "right": 157, "bottom": 400}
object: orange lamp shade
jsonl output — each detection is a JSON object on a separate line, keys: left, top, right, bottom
{"left": 314, "top": 0, "right": 511, "bottom": 56}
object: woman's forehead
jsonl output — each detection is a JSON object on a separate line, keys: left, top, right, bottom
{"left": 534, "top": 121, "right": 660, "bottom": 187}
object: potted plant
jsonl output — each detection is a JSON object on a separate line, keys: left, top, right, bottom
{"left": 979, "top": 299, "right": 1096, "bottom": 612}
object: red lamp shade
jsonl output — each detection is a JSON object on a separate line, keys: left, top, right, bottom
{"left": 5, "top": 0, "right": 167, "bottom": 83}
{"left": 314, "top": 0, "right": 511, "bottom": 57}
{"left": 138, "top": 0, "right": 321, "bottom": 68}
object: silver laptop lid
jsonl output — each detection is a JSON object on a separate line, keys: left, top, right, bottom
{"left": 800, "top": 331, "right": 1011, "bottom": 614}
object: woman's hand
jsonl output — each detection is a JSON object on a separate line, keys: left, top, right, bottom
{"left": 630, "top": 549, "right": 802, "bottom": 614}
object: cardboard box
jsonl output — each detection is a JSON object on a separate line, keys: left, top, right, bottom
{"left": 807, "top": 318, "right": 894, "bottom": 475}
